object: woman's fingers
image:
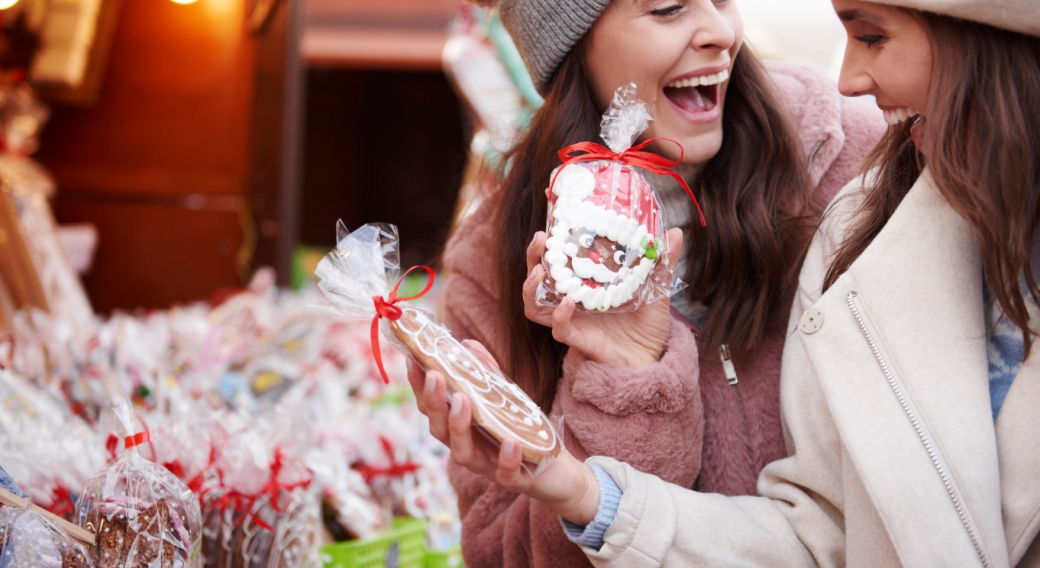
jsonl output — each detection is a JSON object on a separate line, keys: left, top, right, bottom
{"left": 550, "top": 297, "right": 580, "bottom": 346}
{"left": 526, "top": 231, "right": 547, "bottom": 275}
{"left": 522, "top": 264, "right": 552, "bottom": 326}
{"left": 425, "top": 371, "right": 451, "bottom": 443}
{"left": 447, "top": 393, "right": 496, "bottom": 475}
{"left": 494, "top": 437, "right": 531, "bottom": 492}
{"left": 665, "top": 227, "right": 683, "bottom": 267}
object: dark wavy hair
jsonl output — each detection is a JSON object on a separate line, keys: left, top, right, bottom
{"left": 823, "top": 13, "right": 1040, "bottom": 355}
{"left": 484, "top": 40, "right": 815, "bottom": 410}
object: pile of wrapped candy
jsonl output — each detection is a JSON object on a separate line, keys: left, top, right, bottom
{"left": 0, "top": 269, "right": 458, "bottom": 567}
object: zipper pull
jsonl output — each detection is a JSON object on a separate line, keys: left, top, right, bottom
{"left": 720, "top": 344, "right": 738, "bottom": 386}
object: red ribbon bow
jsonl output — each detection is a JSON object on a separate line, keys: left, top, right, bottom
{"left": 354, "top": 436, "right": 422, "bottom": 481}
{"left": 553, "top": 137, "right": 706, "bottom": 227}
{"left": 370, "top": 265, "right": 436, "bottom": 384}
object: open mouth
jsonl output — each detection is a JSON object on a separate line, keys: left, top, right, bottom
{"left": 664, "top": 68, "right": 728, "bottom": 114}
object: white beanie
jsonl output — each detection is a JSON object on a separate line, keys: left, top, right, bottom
{"left": 864, "top": 0, "right": 1040, "bottom": 36}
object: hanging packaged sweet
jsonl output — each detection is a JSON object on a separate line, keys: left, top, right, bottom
{"left": 315, "top": 223, "right": 562, "bottom": 472}
{"left": 74, "top": 400, "right": 203, "bottom": 568}
{"left": 538, "top": 83, "right": 703, "bottom": 312}
{"left": 0, "top": 502, "right": 96, "bottom": 568}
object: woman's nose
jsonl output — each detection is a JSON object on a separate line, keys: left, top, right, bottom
{"left": 587, "top": 251, "right": 603, "bottom": 264}
{"left": 690, "top": 0, "right": 737, "bottom": 52}
{"left": 837, "top": 48, "right": 873, "bottom": 98}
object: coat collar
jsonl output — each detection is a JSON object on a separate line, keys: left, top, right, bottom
{"left": 798, "top": 170, "right": 1018, "bottom": 567}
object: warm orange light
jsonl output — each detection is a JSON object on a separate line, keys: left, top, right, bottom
{"left": 0, "top": 0, "right": 21, "bottom": 10}
{"left": 169, "top": 0, "right": 199, "bottom": 4}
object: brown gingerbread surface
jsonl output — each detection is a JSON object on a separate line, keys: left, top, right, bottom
{"left": 96, "top": 499, "right": 176, "bottom": 568}
{"left": 389, "top": 306, "right": 562, "bottom": 464}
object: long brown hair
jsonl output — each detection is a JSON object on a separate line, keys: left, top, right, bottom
{"left": 489, "top": 41, "right": 814, "bottom": 410}
{"left": 824, "top": 13, "right": 1040, "bottom": 354}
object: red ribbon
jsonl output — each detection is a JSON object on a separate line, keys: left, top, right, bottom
{"left": 125, "top": 431, "right": 151, "bottom": 449}
{"left": 46, "top": 486, "right": 75, "bottom": 519}
{"left": 553, "top": 138, "right": 706, "bottom": 227}
{"left": 370, "top": 265, "right": 436, "bottom": 384}
{"left": 353, "top": 436, "right": 422, "bottom": 481}
{"left": 209, "top": 449, "right": 312, "bottom": 533}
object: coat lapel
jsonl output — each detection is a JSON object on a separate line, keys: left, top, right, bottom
{"left": 995, "top": 350, "right": 1040, "bottom": 564}
{"left": 797, "top": 170, "right": 1010, "bottom": 567}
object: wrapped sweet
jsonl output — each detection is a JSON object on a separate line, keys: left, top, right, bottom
{"left": 197, "top": 417, "right": 318, "bottom": 568}
{"left": 316, "top": 223, "right": 562, "bottom": 471}
{"left": 75, "top": 400, "right": 202, "bottom": 568}
{"left": 539, "top": 83, "right": 701, "bottom": 312}
{"left": 0, "top": 503, "right": 95, "bottom": 568}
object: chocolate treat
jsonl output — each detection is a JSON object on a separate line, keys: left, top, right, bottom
{"left": 390, "top": 306, "right": 562, "bottom": 464}
{"left": 96, "top": 499, "right": 176, "bottom": 568}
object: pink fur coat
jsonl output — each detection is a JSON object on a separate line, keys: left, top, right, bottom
{"left": 439, "top": 62, "right": 886, "bottom": 568}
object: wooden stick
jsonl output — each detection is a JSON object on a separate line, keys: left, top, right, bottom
{"left": 0, "top": 487, "right": 96, "bottom": 546}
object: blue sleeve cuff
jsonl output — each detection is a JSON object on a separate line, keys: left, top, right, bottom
{"left": 0, "top": 464, "right": 27, "bottom": 499}
{"left": 560, "top": 464, "right": 622, "bottom": 550}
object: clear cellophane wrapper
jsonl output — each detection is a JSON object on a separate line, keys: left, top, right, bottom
{"left": 197, "top": 419, "right": 319, "bottom": 568}
{"left": 0, "top": 503, "right": 95, "bottom": 568}
{"left": 74, "top": 400, "right": 203, "bottom": 568}
{"left": 315, "top": 222, "right": 563, "bottom": 476}
{"left": 0, "top": 369, "right": 105, "bottom": 521}
{"left": 538, "top": 83, "right": 685, "bottom": 313}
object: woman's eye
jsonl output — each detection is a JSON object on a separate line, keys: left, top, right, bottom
{"left": 613, "top": 250, "right": 626, "bottom": 265}
{"left": 854, "top": 34, "right": 885, "bottom": 47}
{"left": 578, "top": 233, "right": 594, "bottom": 248}
{"left": 650, "top": 4, "right": 683, "bottom": 17}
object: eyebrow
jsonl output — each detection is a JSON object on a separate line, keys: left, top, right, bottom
{"left": 837, "top": 9, "right": 887, "bottom": 25}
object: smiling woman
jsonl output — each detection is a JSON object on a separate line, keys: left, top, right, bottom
{"left": 411, "top": 0, "right": 886, "bottom": 566}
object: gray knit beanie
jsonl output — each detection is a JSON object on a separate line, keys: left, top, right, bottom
{"left": 863, "top": 0, "right": 1039, "bottom": 36}
{"left": 493, "top": 0, "right": 612, "bottom": 95}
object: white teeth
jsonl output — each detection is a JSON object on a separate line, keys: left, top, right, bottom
{"left": 666, "top": 68, "right": 729, "bottom": 89}
{"left": 882, "top": 107, "right": 920, "bottom": 126}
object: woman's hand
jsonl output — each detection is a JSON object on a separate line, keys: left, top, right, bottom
{"left": 523, "top": 227, "right": 683, "bottom": 369}
{"left": 405, "top": 342, "right": 602, "bottom": 525}
{"left": 426, "top": 368, "right": 601, "bottom": 525}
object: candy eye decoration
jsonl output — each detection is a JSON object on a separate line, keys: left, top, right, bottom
{"left": 613, "top": 250, "right": 626, "bottom": 265}
{"left": 578, "top": 232, "right": 595, "bottom": 248}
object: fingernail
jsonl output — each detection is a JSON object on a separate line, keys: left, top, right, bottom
{"left": 450, "top": 393, "right": 463, "bottom": 415}
{"left": 528, "top": 266, "right": 537, "bottom": 280}
{"left": 502, "top": 438, "right": 516, "bottom": 456}
{"left": 424, "top": 373, "right": 436, "bottom": 394}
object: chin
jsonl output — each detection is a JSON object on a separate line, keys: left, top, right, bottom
{"left": 668, "top": 132, "right": 724, "bottom": 167}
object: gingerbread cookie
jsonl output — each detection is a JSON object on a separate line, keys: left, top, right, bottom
{"left": 389, "top": 306, "right": 562, "bottom": 464}
{"left": 95, "top": 498, "right": 190, "bottom": 568}
{"left": 544, "top": 162, "right": 663, "bottom": 311}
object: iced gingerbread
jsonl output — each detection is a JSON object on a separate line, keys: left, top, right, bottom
{"left": 316, "top": 223, "right": 562, "bottom": 469}
{"left": 539, "top": 83, "right": 703, "bottom": 312}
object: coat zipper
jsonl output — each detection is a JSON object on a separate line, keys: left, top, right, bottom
{"left": 807, "top": 138, "right": 826, "bottom": 176}
{"left": 719, "top": 343, "right": 751, "bottom": 460}
{"left": 720, "top": 343, "right": 738, "bottom": 385}
{"left": 846, "top": 292, "right": 992, "bottom": 568}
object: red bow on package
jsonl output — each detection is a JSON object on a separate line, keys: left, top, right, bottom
{"left": 554, "top": 137, "right": 706, "bottom": 228}
{"left": 370, "top": 265, "right": 436, "bottom": 384}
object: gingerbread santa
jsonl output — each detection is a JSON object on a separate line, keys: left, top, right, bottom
{"left": 538, "top": 83, "right": 702, "bottom": 313}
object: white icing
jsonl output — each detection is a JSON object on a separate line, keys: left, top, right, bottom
{"left": 395, "top": 309, "right": 559, "bottom": 454}
{"left": 552, "top": 165, "right": 596, "bottom": 199}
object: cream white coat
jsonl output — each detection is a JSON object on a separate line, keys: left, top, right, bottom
{"left": 582, "top": 170, "right": 1040, "bottom": 567}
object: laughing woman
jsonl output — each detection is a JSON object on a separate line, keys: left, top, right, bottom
{"left": 427, "top": 0, "right": 1040, "bottom": 566}
{"left": 411, "top": 0, "right": 882, "bottom": 566}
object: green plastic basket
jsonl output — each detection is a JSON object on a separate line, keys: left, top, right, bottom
{"left": 321, "top": 518, "right": 428, "bottom": 568}
{"left": 423, "top": 546, "right": 463, "bottom": 568}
